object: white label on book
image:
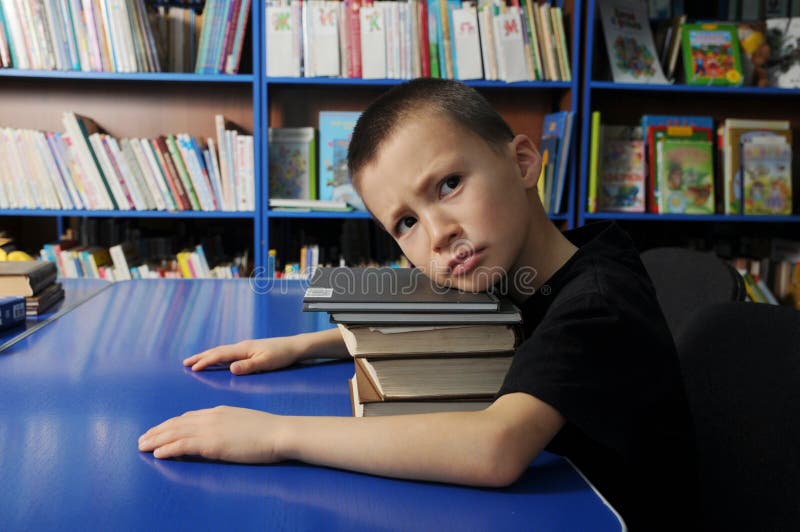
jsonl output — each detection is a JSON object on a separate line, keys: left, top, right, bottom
{"left": 360, "top": 6, "right": 387, "bottom": 79}
{"left": 305, "top": 287, "right": 333, "bottom": 298}
{"left": 452, "top": 7, "right": 483, "bottom": 80}
{"left": 267, "top": 6, "right": 301, "bottom": 76}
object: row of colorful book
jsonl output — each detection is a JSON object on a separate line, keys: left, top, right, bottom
{"left": 39, "top": 239, "right": 247, "bottom": 280}
{"left": 0, "top": 0, "right": 160, "bottom": 72}
{"left": 599, "top": 0, "right": 800, "bottom": 89}
{"left": 587, "top": 112, "right": 793, "bottom": 216}
{"left": 0, "top": 261, "right": 64, "bottom": 320}
{"left": 266, "top": 0, "right": 571, "bottom": 82}
{"left": 302, "top": 266, "right": 521, "bottom": 416}
{"left": 0, "top": 113, "right": 254, "bottom": 211}
{"left": 0, "top": 0, "right": 251, "bottom": 74}
{"left": 268, "top": 110, "right": 573, "bottom": 214}
{"left": 267, "top": 245, "right": 411, "bottom": 279}
{"left": 730, "top": 237, "right": 800, "bottom": 308}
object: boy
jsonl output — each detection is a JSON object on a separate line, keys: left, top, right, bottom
{"left": 139, "top": 79, "right": 699, "bottom": 530}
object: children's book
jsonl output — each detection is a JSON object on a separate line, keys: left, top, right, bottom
{"left": 656, "top": 138, "right": 715, "bottom": 214}
{"left": 587, "top": 111, "right": 602, "bottom": 213}
{"left": 766, "top": 17, "right": 800, "bottom": 88}
{"left": 598, "top": 0, "right": 668, "bottom": 83}
{"left": 641, "top": 115, "right": 713, "bottom": 213}
{"left": 741, "top": 136, "right": 792, "bottom": 215}
{"left": 681, "top": 23, "right": 743, "bottom": 86}
{"left": 268, "top": 127, "right": 317, "bottom": 200}
{"left": 318, "top": 111, "right": 366, "bottom": 210}
{"left": 598, "top": 125, "right": 646, "bottom": 212}
{"left": 266, "top": 4, "right": 301, "bottom": 76}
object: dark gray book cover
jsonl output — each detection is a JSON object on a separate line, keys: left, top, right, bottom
{"left": 303, "top": 267, "right": 500, "bottom": 312}
{"left": 330, "top": 298, "right": 521, "bottom": 325}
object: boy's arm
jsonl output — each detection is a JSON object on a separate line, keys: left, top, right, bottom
{"left": 139, "top": 392, "right": 564, "bottom": 487}
{"left": 184, "top": 327, "right": 351, "bottom": 373}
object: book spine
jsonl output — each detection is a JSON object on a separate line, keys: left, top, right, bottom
{"left": 154, "top": 136, "right": 192, "bottom": 210}
{"left": 165, "top": 134, "right": 201, "bottom": 210}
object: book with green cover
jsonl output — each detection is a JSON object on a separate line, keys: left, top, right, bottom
{"left": 166, "top": 134, "right": 201, "bottom": 210}
{"left": 656, "top": 138, "right": 715, "bottom": 214}
{"left": 588, "top": 111, "right": 601, "bottom": 213}
{"left": 681, "top": 23, "right": 743, "bottom": 86}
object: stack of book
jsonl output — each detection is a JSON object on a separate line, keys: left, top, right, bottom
{"left": 0, "top": 261, "right": 63, "bottom": 318}
{"left": 303, "top": 267, "right": 521, "bottom": 417}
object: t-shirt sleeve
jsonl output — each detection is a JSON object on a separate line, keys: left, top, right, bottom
{"left": 497, "top": 293, "right": 648, "bottom": 457}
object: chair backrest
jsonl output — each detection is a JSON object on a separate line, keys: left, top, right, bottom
{"left": 640, "top": 247, "right": 745, "bottom": 339}
{"left": 676, "top": 302, "right": 800, "bottom": 531}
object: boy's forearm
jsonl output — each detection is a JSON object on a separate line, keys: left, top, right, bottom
{"left": 295, "top": 328, "right": 350, "bottom": 360}
{"left": 276, "top": 410, "right": 512, "bottom": 487}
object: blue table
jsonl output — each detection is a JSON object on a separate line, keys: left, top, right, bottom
{"left": 0, "top": 280, "right": 624, "bottom": 531}
{"left": 0, "top": 278, "right": 111, "bottom": 351}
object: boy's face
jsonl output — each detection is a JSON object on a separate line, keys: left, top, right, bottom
{"left": 357, "top": 114, "right": 541, "bottom": 292}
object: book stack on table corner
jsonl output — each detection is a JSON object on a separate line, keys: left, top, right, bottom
{"left": 0, "top": 261, "right": 64, "bottom": 321}
{"left": 303, "top": 267, "right": 523, "bottom": 417}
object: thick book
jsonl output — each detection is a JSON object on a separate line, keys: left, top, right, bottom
{"left": 0, "top": 296, "right": 26, "bottom": 331}
{"left": 349, "top": 376, "right": 491, "bottom": 417}
{"left": 353, "top": 355, "right": 512, "bottom": 402}
{"left": 303, "top": 267, "right": 500, "bottom": 312}
{"left": 25, "top": 282, "right": 64, "bottom": 317}
{"left": 330, "top": 298, "right": 522, "bottom": 325}
{"left": 0, "top": 261, "right": 58, "bottom": 297}
{"left": 337, "top": 323, "right": 518, "bottom": 357}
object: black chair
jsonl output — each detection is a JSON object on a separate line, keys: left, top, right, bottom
{"left": 640, "top": 247, "right": 746, "bottom": 340}
{"left": 676, "top": 302, "right": 800, "bottom": 531}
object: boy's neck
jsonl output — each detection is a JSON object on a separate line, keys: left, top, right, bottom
{"left": 507, "top": 205, "right": 578, "bottom": 304}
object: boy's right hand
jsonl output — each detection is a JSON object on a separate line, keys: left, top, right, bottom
{"left": 183, "top": 337, "right": 301, "bottom": 375}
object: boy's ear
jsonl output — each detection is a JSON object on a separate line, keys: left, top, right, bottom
{"left": 510, "top": 134, "right": 542, "bottom": 190}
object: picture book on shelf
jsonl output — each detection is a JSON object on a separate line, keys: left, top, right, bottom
{"left": 656, "top": 138, "right": 715, "bottom": 214}
{"left": 681, "top": 23, "right": 743, "bottom": 86}
{"left": 541, "top": 111, "right": 574, "bottom": 215}
{"left": 268, "top": 127, "right": 317, "bottom": 200}
{"left": 598, "top": 0, "right": 668, "bottom": 84}
{"left": 641, "top": 115, "right": 713, "bottom": 213}
{"left": 598, "top": 125, "right": 646, "bottom": 212}
{"left": 766, "top": 17, "right": 800, "bottom": 88}
{"left": 742, "top": 136, "right": 793, "bottom": 215}
{"left": 318, "top": 111, "right": 366, "bottom": 210}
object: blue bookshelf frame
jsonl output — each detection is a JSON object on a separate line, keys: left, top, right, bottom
{"left": 262, "top": 0, "right": 583, "bottom": 256}
{"left": 578, "top": 0, "right": 800, "bottom": 228}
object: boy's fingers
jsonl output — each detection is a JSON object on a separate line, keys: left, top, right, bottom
{"left": 190, "top": 346, "right": 248, "bottom": 371}
{"left": 230, "top": 359, "right": 254, "bottom": 375}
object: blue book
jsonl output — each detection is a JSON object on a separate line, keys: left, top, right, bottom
{"left": 318, "top": 111, "right": 366, "bottom": 210}
{"left": 0, "top": 296, "right": 25, "bottom": 330}
{"left": 541, "top": 111, "right": 575, "bottom": 214}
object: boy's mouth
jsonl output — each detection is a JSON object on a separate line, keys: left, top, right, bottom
{"left": 448, "top": 248, "right": 485, "bottom": 276}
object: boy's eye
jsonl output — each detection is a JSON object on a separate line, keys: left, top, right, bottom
{"left": 440, "top": 175, "right": 461, "bottom": 197}
{"left": 395, "top": 216, "right": 416, "bottom": 236}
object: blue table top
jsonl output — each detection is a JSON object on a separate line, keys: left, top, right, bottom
{"left": 0, "top": 280, "right": 623, "bottom": 531}
{"left": 0, "top": 278, "right": 111, "bottom": 351}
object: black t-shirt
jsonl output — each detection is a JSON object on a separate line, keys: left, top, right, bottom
{"left": 497, "top": 222, "right": 700, "bottom": 531}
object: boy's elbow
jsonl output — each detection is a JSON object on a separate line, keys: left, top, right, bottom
{"left": 475, "top": 425, "right": 530, "bottom": 488}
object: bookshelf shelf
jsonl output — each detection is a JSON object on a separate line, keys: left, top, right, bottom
{"left": 266, "top": 77, "right": 572, "bottom": 90}
{"left": 584, "top": 213, "right": 800, "bottom": 223}
{"left": 578, "top": 0, "right": 800, "bottom": 232}
{"left": 589, "top": 81, "right": 800, "bottom": 97}
{"left": 267, "top": 210, "right": 373, "bottom": 219}
{"left": 0, "top": 209, "right": 256, "bottom": 219}
{"left": 0, "top": 69, "right": 254, "bottom": 83}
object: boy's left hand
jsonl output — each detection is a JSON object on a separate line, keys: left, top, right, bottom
{"left": 138, "top": 406, "right": 284, "bottom": 463}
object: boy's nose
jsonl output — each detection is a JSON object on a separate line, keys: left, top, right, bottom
{"left": 429, "top": 220, "right": 461, "bottom": 254}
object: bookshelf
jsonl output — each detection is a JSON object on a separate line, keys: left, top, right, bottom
{"left": 578, "top": 0, "right": 800, "bottom": 232}
{"left": 262, "top": 0, "right": 582, "bottom": 274}
{"left": 0, "top": 0, "right": 265, "bottom": 271}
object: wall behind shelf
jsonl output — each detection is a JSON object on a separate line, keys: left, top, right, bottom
{"left": 0, "top": 79, "right": 254, "bottom": 139}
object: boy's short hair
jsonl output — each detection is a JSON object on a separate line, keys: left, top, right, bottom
{"left": 347, "top": 79, "right": 515, "bottom": 185}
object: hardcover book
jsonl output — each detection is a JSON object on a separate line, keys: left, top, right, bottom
{"left": 330, "top": 298, "right": 522, "bottom": 325}
{"left": 681, "top": 23, "right": 743, "bottom": 86}
{"left": 0, "top": 296, "right": 25, "bottom": 330}
{"left": 318, "top": 111, "right": 366, "bottom": 210}
{"left": 742, "top": 137, "right": 792, "bottom": 215}
{"left": 598, "top": 0, "right": 668, "bottom": 83}
{"left": 303, "top": 267, "right": 500, "bottom": 312}
{"left": 598, "top": 125, "right": 646, "bottom": 212}
{"left": 349, "top": 376, "right": 491, "bottom": 417}
{"left": 656, "top": 138, "right": 715, "bottom": 214}
{"left": 0, "top": 261, "right": 58, "bottom": 297}
{"left": 268, "top": 127, "right": 317, "bottom": 200}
